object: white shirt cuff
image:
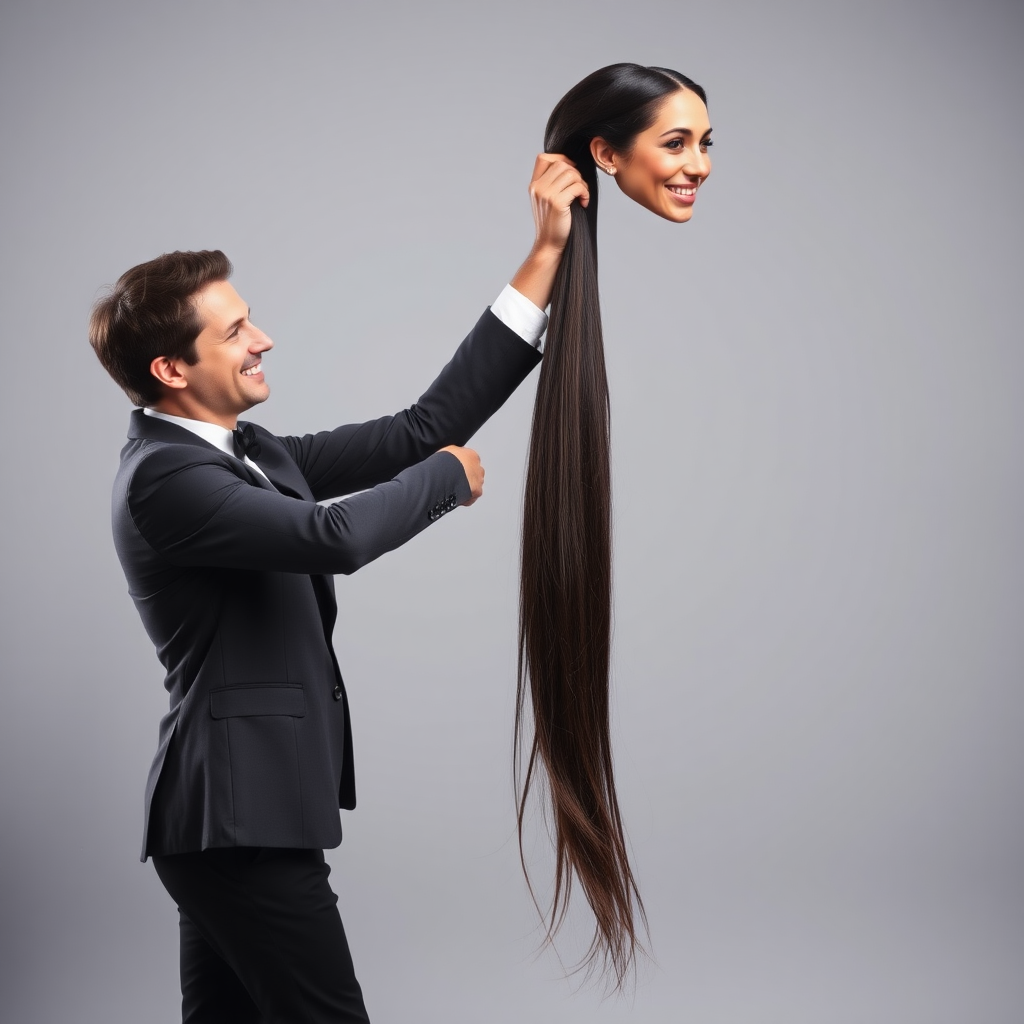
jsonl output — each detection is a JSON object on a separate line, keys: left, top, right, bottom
{"left": 490, "top": 284, "right": 548, "bottom": 350}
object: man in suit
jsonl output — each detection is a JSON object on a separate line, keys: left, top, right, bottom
{"left": 89, "top": 155, "right": 589, "bottom": 1022}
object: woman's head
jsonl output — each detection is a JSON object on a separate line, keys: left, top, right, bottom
{"left": 545, "top": 63, "right": 711, "bottom": 224}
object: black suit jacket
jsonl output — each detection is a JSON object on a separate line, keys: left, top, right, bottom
{"left": 111, "top": 310, "right": 541, "bottom": 860}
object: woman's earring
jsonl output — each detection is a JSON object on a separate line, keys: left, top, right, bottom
{"left": 604, "top": 165, "right": 617, "bottom": 175}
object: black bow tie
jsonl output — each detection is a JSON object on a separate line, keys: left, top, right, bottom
{"left": 232, "top": 423, "right": 262, "bottom": 461}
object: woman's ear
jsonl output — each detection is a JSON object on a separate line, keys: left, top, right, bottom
{"left": 589, "top": 137, "right": 619, "bottom": 176}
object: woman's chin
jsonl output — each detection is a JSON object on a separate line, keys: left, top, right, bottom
{"left": 656, "top": 203, "right": 695, "bottom": 224}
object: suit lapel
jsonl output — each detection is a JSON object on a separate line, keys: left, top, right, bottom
{"left": 236, "top": 422, "right": 340, "bottom": 636}
{"left": 248, "top": 438, "right": 314, "bottom": 501}
{"left": 128, "top": 410, "right": 283, "bottom": 493}
{"left": 127, "top": 409, "right": 339, "bottom": 626}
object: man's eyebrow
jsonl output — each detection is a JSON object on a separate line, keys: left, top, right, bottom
{"left": 223, "top": 309, "right": 250, "bottom": 337}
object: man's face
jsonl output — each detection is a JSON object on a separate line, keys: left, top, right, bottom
{"left": 167, "top": 280, "right": 274, "bottom": 428}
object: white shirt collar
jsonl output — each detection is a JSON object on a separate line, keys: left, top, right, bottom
{"left": 143, "top": 408, "right": 267, "bottom": 478}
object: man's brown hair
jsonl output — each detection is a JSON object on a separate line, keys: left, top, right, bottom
{"left": 89, "top": 249, "right": 232, "bottom": 407}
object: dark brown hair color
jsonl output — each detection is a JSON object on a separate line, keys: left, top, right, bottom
{"left": 516, "top": 64, "right": 707, "bottom": 988}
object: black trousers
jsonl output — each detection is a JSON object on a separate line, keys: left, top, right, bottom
{"left": 152, "top": 847, "right": 371, "bottom": 1024}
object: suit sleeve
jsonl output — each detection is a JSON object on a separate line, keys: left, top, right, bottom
{"left": 276, "top": 308, "right": 542, "bottom": 501}
{"left": 125, "top": 447, "right": 472, "bottom": 576}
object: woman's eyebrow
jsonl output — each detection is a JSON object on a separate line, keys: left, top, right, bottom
{"left": 658, "top": 126, "right": 714, "bottom": 138}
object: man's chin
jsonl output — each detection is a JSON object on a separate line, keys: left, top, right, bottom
{"left": 242, "top": 385, "right": 271, "bottom": 409}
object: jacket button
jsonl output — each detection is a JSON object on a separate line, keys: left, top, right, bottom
{"left": 333, "top": 685, "right": 343, "bottom": 701}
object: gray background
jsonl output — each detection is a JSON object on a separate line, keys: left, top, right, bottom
{"left": 1, "top": 0, "right": 1021, "bottom": 1021}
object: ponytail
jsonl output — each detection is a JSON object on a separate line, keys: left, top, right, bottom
{"left": 515, "top": 63, "right": 706, "bottom": 987}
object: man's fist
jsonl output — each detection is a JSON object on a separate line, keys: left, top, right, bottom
{"left": 439, "top": 445, "right": 484, "bottom": 506}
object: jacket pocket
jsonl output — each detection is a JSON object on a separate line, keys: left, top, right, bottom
{"left": 209, "top": 684, "right": 305, "bottom": 719}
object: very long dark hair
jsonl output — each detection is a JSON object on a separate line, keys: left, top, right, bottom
{"left": 517, "top": 63, "right": 707, "bottom": 987}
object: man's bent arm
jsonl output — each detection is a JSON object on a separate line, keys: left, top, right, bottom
{"left": 277, "top": 308, "right": 540, "bottom": 502}
{"left": 121, "top": 444, "right": 472, "bottom": 579}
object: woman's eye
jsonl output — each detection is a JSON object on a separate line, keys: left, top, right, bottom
{"left": 665, "top": 139, "right": 684, "bottom": 150}
{"left": 701, "top": 139, "right": 714, "bottom": 152}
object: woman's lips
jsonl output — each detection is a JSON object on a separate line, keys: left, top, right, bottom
{"left": 666, "top": 184, "right": 697, "bottom": 205}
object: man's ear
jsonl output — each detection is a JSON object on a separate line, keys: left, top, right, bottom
{"left": 150, "top": 356, "right": 188, "bottom": 391}
{"left": 589, "top": 136, "right": 618, "bottom": 175}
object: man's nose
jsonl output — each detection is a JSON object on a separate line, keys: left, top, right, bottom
{"left": 251, "top": 326, "right": 273, "bottom": 352}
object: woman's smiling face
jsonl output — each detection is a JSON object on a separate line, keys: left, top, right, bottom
{"left": 591, "top": 87, "right": 712, "bottom": 223}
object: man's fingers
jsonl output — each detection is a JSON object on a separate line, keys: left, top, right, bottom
{"left": 529, "top": 160, "right": 590, "bottom": 212}
{"left": 530, "top": 154, "right": 584, "bottom": 194}
{"left": 531, "top": 164, "right": 585, "bottom": 194}
{"left": 532, "top": 152, "right": 578, "bottom": 178}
